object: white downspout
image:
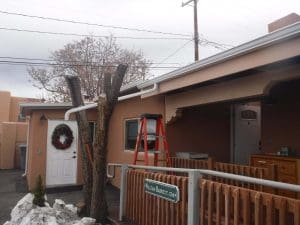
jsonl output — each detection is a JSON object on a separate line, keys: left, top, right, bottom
{"left": 64, "top": 83, "right": 158, "bottom": 120}
{"left": 23, "top": 116, "right": 31, "bottom": 176}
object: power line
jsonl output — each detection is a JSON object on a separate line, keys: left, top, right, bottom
{"left": 158, "top": 39, "right": 193, "bottom": 64}
{"left": 0, "top": 10, "right": 191, "bottom": 37}
{"left": 198, "top": 39, "right": 234, "bottom": 50}
{"left": 0, "top": 56, "right": 182, "bottom": 65}
{"left": 0, "top": 27, "right": 191, "bottom": 40}
{"left": 0, "top": 60, "right": 180, "bottom": 69}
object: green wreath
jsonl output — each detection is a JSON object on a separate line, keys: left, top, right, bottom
{"left": 51, "top": 124, "right": 74, "bottom": 150}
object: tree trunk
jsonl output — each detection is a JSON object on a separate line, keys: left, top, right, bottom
{"left": 90, "top": 97, "right": 111, "bottom": 222}
{"left": 90, "top": 65, "right": 128, "bottom": 223}
{"left": 65, "top": 76, "right": 93, "bottom": 215}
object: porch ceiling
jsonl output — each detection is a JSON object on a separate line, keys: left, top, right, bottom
{"left": 165, "top": 58, "right": 300, "bottom": 123}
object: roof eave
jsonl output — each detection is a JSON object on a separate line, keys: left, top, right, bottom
{"left": 20, "top": 103, "right": 73, "bottom": 116}
{"left": 137, "top": 21, "right": 300, "bottom": 89}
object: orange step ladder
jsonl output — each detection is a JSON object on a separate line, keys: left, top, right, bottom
{"left": 133, "top": 114, "right": 172, "bottom": 167}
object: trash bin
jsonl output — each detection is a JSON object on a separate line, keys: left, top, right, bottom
{"left": 19, "top": 144, "right": 27, "bottom": 170}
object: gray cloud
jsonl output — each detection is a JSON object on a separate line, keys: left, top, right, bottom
{"left": 0, "top": 0, "right": 299, "bottom": 97}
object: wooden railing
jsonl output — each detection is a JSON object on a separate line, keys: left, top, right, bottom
{"left": 125, "top": 169, "right": 188, "bottom": 225}
{"left": 170, "top": 157, "right": 212, "bottom": 169}
{"left": 171, "top": 157, "right": 276, "bottom": 191}
{"left": 200, "top": 179, "right": 300, "bottom": 225}
{"left": 214, "top": 162, "right": 271, "bottom": 191}
{"left": 124, "top": 169, "right": 300, "bottom": 225}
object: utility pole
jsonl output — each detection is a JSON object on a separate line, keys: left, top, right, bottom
{"left": 182, "top": 0, "right": 199, "bottom": 61}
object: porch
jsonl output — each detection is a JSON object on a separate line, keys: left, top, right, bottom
{"left": 162, "top": 60, "right": 300, "bottom": 200}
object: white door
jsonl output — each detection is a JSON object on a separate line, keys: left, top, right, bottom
{"left": 46, "top": 120, "right": 78, "bottom": 186}
{"left": 234, "top": 103, "right": 261, "bottom": 165}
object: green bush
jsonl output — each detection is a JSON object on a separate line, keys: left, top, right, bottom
{"left": 32, "top": 175, "right": 45, "bottom": 207}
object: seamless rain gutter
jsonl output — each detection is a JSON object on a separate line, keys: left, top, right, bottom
{"left": 64, "top": 83, "right": 158, "bottom": 120}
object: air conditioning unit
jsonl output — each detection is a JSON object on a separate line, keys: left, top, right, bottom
{"left": 175, "top": 152, "right": 208, "bottom": 160}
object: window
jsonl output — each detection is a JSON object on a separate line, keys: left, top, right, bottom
{"left": 124, "top": 118, "right": 157, "bottom": 151}
{"left": 125, "top": 119, "right": 138, "bottom": 150}
{"left": 240, "top": 110, "right": 257, "bottom": 120}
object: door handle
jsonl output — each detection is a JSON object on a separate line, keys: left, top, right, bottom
{"left": 72, "top": 156, "right": 76, "bottom": 159}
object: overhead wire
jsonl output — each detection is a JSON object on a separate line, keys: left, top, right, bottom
{"left": 0, "top": 56, "right": 182, "bottom": 65}
{"left": 158, "top": 39, "right": 193, "bottom": 64}
{"left": 0, "top": 60, "right": 180, "bottom": 69}
{"left": 0, "top": 10, "right": 191, "bottom": 37}
{"left": 0, "top": 27, "right": 191, "bottom": 40}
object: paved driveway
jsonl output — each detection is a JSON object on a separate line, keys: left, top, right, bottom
{"left": 0, "top": 170, "right": 25, "bottom": 224}
{"left": 0, "top": 170, "right": 83, "bottom": 224}
{"left": 0, "top": 169, "right": 126, "bottom": 225}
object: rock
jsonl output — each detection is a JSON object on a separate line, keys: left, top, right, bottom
{"left": 18, "top": 207, "right": 57, "bottom": 225}
{"left": 65, "top": 204, "right": 78, "bottom": 214}
{"left": 10, "top": 193, "right": 34, "bottom": 224}
{"left": 73, "top": 217, "right": 96, "bottom": 225}
{"left": 5, "top": 194, "right": 95, "bottom": 225}
{"left": 53, "top": 199, "right": 66, "bottom": 211}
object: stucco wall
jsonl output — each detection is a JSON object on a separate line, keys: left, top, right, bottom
{"left": 0, "top": 122, "right": 28, "bottom": 169}
{"left": 9, "top": 96, "right": 39, "bottom": 122}
{"left": 26, "top": 96, "right": 165, "bottom": 189}
{"left": 0, "top": 91, "right": 38, "bottom": 123}
{"left": 107, "top": 95, "right": 165, "bottom": 187}
{"left": 166, "top": 104, "right": 231, "bottom": 162}
{"left": 261, "top": 80, "right": 300, "bottom": 156}
{"left": 26, "top": 109, "right": 97, "bottom": 190}
{"left": 262, "top": 102, "right": 300, "bottom": 156}
{"left": 0, "top": 122, "right": 16, "bottom": 169}
{"left": 0, "top": 91, "right": 11, "bottom": 122}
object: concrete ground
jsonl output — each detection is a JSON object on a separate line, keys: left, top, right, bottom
{"left": 0, "top": 169, "right": 130, "bottom": 225}
{"left": 0, "top": 170, "right": 25, "bottom": 224}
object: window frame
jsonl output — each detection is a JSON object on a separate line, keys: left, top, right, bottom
{"left": 124, "top": 118, "right": 139, "bottom": 151}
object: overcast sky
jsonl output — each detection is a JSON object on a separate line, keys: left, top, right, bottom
{"left": 0, "top": 0, "right": 299, "bottom": 98}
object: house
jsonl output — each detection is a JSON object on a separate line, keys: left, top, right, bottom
{"left": 0, "top": 91, "right": 39, "bottom": 169}
{"left": 20, "top": 14, "right": 300, "bottom": 191}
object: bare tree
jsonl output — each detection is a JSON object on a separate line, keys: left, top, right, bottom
{"left": 65, "top": 66, "right": 127, "bottom": 223}
{"left": 90, "top": 65, "right": 127, "bottom": 223}
{"left": 28, "top": 36, "right": 150, "bottom": 102}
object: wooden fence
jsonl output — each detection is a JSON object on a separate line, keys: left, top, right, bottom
{"left": 200, "top": 179, "right": 300, "bottom": 225}
{"left": 170, "top": 157, "right": 211, "bottom": 170}
{"left": 125, "top": 169, "right": 188, "bottom": 225}
{"left": 214, "top": 162, "right": 271, "bottom": 191}
{"left": 170, "top": 157, "right": 276, "bottom": 191}
{"left": 124, "top": 169, "right": 300, "bottom": 225}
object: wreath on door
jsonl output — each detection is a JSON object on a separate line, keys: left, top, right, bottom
{"left": 51, "top": 124, "right": 74, "bottom": 150}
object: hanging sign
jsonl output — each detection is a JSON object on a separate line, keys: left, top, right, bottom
{"left": 144, "top": 179, "right": 180, "bottom": 203}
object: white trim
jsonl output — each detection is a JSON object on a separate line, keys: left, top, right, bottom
{"left": 23, "top": 116, "right": 31, "bottom": 176}
{"left": 64, "top": 83, "right": 158, "bottom": 120}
